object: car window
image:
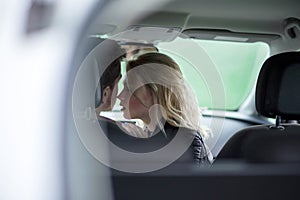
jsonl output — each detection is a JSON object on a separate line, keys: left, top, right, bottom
{"left": 158, "top": 38, "right": 270, "bottom": 110}
{"left": 100, "top": 37, "right": 269, "bottom": 122}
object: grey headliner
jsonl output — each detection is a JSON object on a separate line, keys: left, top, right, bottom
{"left": 151, "top": 0, "right": 300, "bottom": 35}
{"left": 91, "top": 0, "right": 300, "bottom": 52}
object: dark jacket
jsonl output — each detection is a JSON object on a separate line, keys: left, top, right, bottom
{"left": 99, "top": 118, "right": 212, "bottom": 164}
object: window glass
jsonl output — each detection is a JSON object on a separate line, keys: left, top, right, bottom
{"left": 158, "top": 38, "right": 269, "bottom": 110}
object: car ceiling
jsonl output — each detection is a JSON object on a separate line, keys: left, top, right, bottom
{"left": 138, "top": 0, "right": 300, "bottom": 35}
{"left": 90, "top": 0, "right": 300, "bottom": 51}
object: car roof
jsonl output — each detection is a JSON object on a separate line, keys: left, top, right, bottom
{"left": 91, "top": 0, "right": 300, "bottom": 52}
{"left": 155, "top": 0, "right": 300, "bottom": 34}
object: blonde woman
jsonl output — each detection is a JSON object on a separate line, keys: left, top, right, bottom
{"left": 118, "top": 52, "right": 213, "bottom": 164}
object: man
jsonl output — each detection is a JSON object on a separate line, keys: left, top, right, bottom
{"left": 81, "top": 37, "right": 125, "bottom": 119}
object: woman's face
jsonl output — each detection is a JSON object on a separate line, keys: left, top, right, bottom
{"left": 118, "top": 79, "right": 154, "bottom": 124}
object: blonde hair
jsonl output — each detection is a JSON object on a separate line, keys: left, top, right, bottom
{"left": 126, "top": 53, "right": 209, "bottom": 138}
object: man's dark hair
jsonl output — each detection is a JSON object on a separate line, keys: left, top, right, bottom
{"left": 81, "top": 37, "right": 125, "bottom": 107}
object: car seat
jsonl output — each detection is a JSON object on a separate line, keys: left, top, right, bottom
{"left": 217, "top": 51, "right": 300, "bottom": 163}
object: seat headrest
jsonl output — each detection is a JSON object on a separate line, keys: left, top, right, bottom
{"left": 256, "top": 51, "right": 300, "bottom": 119}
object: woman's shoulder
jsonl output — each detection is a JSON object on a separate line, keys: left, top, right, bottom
{"left": 192, "top": 133, "right": 214, "bottom": 164}
{"left": 166, "top": 124, "right": 213, "bottom": 164}
{"left": 164, "top": 122, "right": 201, "bottom": 138}
{"left": 163, "top": 123, "right": 213, "bottom": 164}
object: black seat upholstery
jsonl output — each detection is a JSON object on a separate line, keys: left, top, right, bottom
{"left": 217, "top": 51, "right": 300, "bottom": 163}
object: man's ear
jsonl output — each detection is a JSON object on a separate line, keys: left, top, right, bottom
{"left": 102, "top": 86, "right": 112, "bottom": 105}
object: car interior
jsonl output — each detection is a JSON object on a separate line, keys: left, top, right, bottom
{"left": 217, "top": 51, "right": 300, "bottom": 163}
{"left": 65, "top": 0, "right": 300, "bottom": 199}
